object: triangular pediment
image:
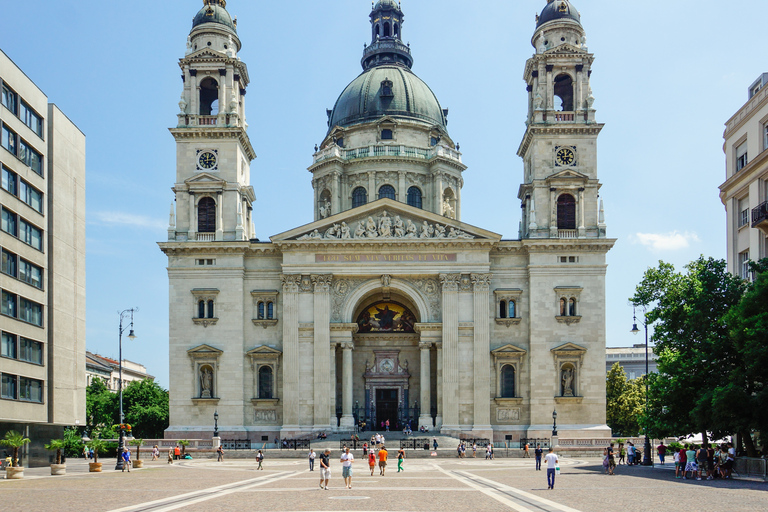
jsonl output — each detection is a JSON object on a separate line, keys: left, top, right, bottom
{"left": 544, "top": 43, "right": 585, "bottom": 56}
{"left": 547, "top": 169, "right": 588, "bottom": 180}
{"left": 271, "top": 198, "right": 501, "bottom": 243}
{"left": 491, "top": 344, "right": 528, "bottom": 358}
{"left": 187, "top": 344, "right": 223, "bottom": 356}
{"left": 185, "top": 172, "right": 226, "bottom": 185}
{"left": 246, "top": 345, "right": 282, "bottom": 357}
{"left": 551, "top": 342, "right": 587, "bottom": 355}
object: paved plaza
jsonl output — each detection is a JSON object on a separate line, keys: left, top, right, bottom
{"left": 1, "top": 457, "right": 765, "bottom": 512}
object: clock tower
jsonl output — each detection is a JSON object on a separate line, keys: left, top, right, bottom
{"left": 517, "top": 0, "right": 606, "bottom": 240}
{"left": 168, "top": 0, "right": 256, "bottom": 243}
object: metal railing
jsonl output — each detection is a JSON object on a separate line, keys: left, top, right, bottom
{"left": 519, "top": 438, "right": 551, "bottom": 449}
{"left": 734, "top": 457, "right": 768, "bottom": 480}
{"left": 400, "top": 438, "right": 432, "bottom": 450}
{"left": 221, "top": 439, "right": 251, "bottom": 450}
{"left": 280, "top": 439, "right": 311, "bottom": 450}
{"left": 752, "top": 201, "right": 768, "bottom": 227}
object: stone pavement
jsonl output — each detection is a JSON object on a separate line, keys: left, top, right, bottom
{"left": 1, "top": 457, "right": 765, "bottom": 512}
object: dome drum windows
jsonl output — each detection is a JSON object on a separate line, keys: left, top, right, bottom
{"left": 252, "top": 290, "right": 279, "bottom": 328}
{"left": 352, "top": 187, "right": 368, "bottom": 208}
{"left": 377, "top": 119, "right": 397, "bottom": 142}
{"left": 378, "top": 184, "right": 396, "bottom": 201}
{"left": 555, "top": 286, "right": 582, "bottom": 325}
{"left": 407, "top": 186, "right": 422, "bottom": 209}
{"left": 494, "top": 289, "right": 523, "bottom": 327}
{"left": 191, "top": 289, "right": 219, "bottom": 327}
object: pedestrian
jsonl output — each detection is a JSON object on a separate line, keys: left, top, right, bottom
{"left": 657, "top": 441, "right": 667, "bottom": 465}
{"left": 723, "top": 442, "right": 735, "bottom": 479}
{"left": 340, "top": 447, "right": 354, "bottom": 489}
{"left": 256, "top": 450, "right": 264, "bottom": 470}
{"left": 618, "top": 443, "right": 625, "bottom": 465}
{"left": 696, "top": 443, "right": 709, "bottom": 481}
{"left": 472, "top": 443, "right": 477, "bottom": 458}
{"left": 168, "top": 448, "right": 174, "bottom": 464}
{"left": 378, "top": 445, "right": 388, "bottom": 475}
{"left": 121, "top": 447, "right": 131, "bottom": 472}
{"left": 627, "top": 442, "right": 634, "bottom": 465}
{"left": 433, "top": 437, "right": 438, "bottom": 451}
{"left": 524, "top": 443, "right": 530, "bottom": 458}
{"left": 674, "top": 447, "right": 682, "bottom": 478}
{"left": 678, "top": 445, "right": 687, "bottom": 477}
{"left": 319, "top": 449, "right": 331, "bottom": 490}
{"left": 216, "top": 444, "right": 224, "bottom": 462}
{"left": 83, "top": 446, "right": 89, "bottom": 460}
{"left": 607, "top": 443, "right": 616, "bottom": 475}
{"left": 362, "top": 443, "right": 368, "bottom": 457}
{"left": 385, "top": 419, "right": 390, "bottom": 432}
{"left": 545, "top": 448, "right": 559, "bottom": 490}
{"left": 152, "top": 445, "right": 159, "bottom": 461}
{"left": 457, "top": 443, "right": 463, "bottom": 458}
{"left": 309, "top": 449, "right": 316, "bottom": 471}
{"left": 380, "top": 434, "right": 385, "bottom": 446}
{"left": 489, "top": 444, "right": 495, "bottom": 460}
{"left": 174, "top": 445, "right": 181, "bottom": 460}
{"left": 375, "top": 433, "right": 381, "bottom": 446}
{"left": 89, "top": 448, "right": 94, "bottom": 459}
{"left": 368, "top": 449, "right": 376, "bottom": 475}
{"left": 485, "top": 444, "right": 491, "bottom": 460}
{"left": 397, "top": 448, "right": 405, "bottom": 472}
{"left": 534, "top": 444, "right": 543, "bottom": 470}
{"left": 684, "top": 444, "right": 698, "bottom": 479}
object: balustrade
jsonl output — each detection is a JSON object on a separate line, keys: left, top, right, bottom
{"left": 558, "top": 229, "right": 578, "bottom": 239}
{"left": 312, "top": 144, "right": 460, "bottom": 165}
{"left": 196, "top": 233, "right": 215, "bottom": 242}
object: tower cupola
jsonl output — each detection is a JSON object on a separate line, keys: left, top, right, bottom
{"left": 362, "top": 0, "right": 413, "bottom": 70}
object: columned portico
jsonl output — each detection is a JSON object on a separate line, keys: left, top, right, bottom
{"left": 341, "top": 342, "right": 355, "bottom": 427}
{"left": 471, "top": 274, "right": 493, "bottom": 438}
{"left": 281, "top": 275, "right": 301, "bottom": 434}
{"left": 330, "top": 323, "right": 358, "bottom": 430}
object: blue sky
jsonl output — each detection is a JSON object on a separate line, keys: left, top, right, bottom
{"left": 1, "top": 0, "right": 762, "bottom": 388}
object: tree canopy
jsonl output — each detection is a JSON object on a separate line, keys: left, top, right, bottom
{"left": 85, "top": 377, "right": 168, "bottom": 439}
{"left": 606, "top": 362, "right": 645, "bottom": 437}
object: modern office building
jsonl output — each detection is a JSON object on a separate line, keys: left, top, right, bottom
{"left": 720, "top": 73, "right": 768, "bottom": 278}
{"left": 1, "top": 49, "right": 86, "bottom": 467}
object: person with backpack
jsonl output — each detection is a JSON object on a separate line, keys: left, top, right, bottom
{"left": 256, "top": 450, "right": 264, "bottom": 470}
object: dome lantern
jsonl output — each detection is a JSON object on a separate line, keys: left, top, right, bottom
{"left": 362, "top": 0, "right": 413, "bottom": 70}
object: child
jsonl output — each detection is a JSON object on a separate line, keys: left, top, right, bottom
{"left": 674, "top": 447, "right": 682, "bottom": 479}
{"left": 368, "top": 450, "right": 376, "bottom": 476}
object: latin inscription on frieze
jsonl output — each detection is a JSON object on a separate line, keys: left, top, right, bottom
{"left": 316, "top": 253, "right": 457, "bottom": 263}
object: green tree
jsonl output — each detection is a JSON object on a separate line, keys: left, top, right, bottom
{"left": 45, "top": 439, "right": 66, "bottom": 465}
{"left": 606, "top": 363, "right": 645, "bottom": 436}
{"left": 121, "top": 379, "right": 169, "bottom": 439}
{"left": 62, "top": 427, "right": 85, "bottom": 458}
{"left": 86, "top": 377, "right": 118, "bottom": 434}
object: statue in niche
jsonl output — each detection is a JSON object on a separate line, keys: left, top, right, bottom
{"left": 319, "top": 200, "right": 332, "bottom": 219}
{"left": 405, "top": 220, "right": 418, "bottom": 238}
{"left": 533, "top": 92, "right": 544, "bottom": 111}
{"left": 185, "top": 35, "right": 194, "bottom": 55}
{"left": 442, "top": 199, "right": 455, "bottom": 219}
{"left": 200, "top": 367, "right": 213, "bottom": 398}
{"left": 561, "top": 367, "right": 574, "bottom": 397}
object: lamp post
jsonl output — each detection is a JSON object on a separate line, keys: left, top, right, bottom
{"left": 213, "top": 410, "right": 219, "bottom": 438}
{"left": 552, "top": 409, "right": 558, "bottom": 437}
{"left": 115, "top": 308, "right": 138, "bottom": 471}
{"left": 631, "top": 306, "right": 653, "bottom": 466}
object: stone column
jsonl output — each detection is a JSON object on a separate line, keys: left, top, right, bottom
{"left": 280, "top": 275, "right": 301, "bottom": 434}
{"left": 550, "top": 188, "right": 558, "bottom": 237}
{"left": 578, "top": 188, "right": 586, "bottom": 237}
{"left": 312, "top": 275, "right": 332, "bottom": 429}
{"left": 471, "top": 273, "right": 492, "bottom": 437}
{"left": 434, "top": 172, "right": 444, "bottom": 215}
{"left": 398, "top": 171, "right": 406, "bottom": 203}
{"left": 330, "top": 323, "right": 358, "bottom": 431}
{"left": 418, "top": 342, "right": 432, "bottom": 430}
{"left": 331, "top": 172, "right": 341, "bottom": 215}
{"left": 215, "top": 191, "right": 224, "bottom": 241}
{"left": 368, "top": 171, "right": 376, "bottom": 202}
{"left": 189, "top": 69, "right": 198, "bottom": 116}
{"left": 188, "top": 192, "right": 195, "bottom": 239}
{"left": 340, "top": 342, "right": 355, "bottom": 428}
{"left": 435, "top": 343, "right": 443, "bottom": 428}
{"left": 218, "top": 70, "right": 226, "bottom": 123}
{"left": 439, "top": 274, "right": 460, "bottom": 433}
{"left": 329, "top": 342, "right": 338, "bottom": 429}
{"left": 545, "top": 65, "right": 554, "bottom": 111}
{"left": 575, "top": 65, "right": 583, "bottom": 111}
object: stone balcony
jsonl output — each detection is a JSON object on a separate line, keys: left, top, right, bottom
{"left": 177, "top": 113, "right": 242, "bottom": 128}
{"left": 312, "top": 144, "right": 462, "bottom": 166}
{"left": 752, "top": 201, "right": 768, "bottom": 235}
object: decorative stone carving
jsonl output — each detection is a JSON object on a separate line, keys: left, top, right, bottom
{"left": 459, "top": 275, "right": 472, "bottom": 292}
{"left": 562, "top": 367, "right": 575, "bottom": 397}
{"left": 296, "top": 210, "right": 474, "bottom": 241}
{"left": 300, "top": 275, "right": 313, "bottom": 292}
{"left": 439, "top": 273, "right": 461, "bottom": 292}
{"left": 200, "top": 367, "right": 213, "bottom": 398}
{"left": 311, "top": 274, "right": 333, "bottom": 292}
{"left": 381, "top": 274, "right": 392, "bottom": 287}
{"left": 179, "top": 95, "right": 188, "bottom": 115}
{"left": 319, "top": 200, "right": 332, "bottom": 219}
{"left": 407, "top": 278, "right": 441, "bottom": 321}
{"left": 442, "top": 199, "right": 455, "bottom": 219}
{"left": 281, "top": 274, "right": 301, "bottom": 293}
{"left": 330, "top": 278, "right": 366, "bottom": 322}
{"left": 497, "top": 408, "right": 521, "bottom": 422}
{"left": 471, "top": 273, "right": 492, "bottom": 291}
{"left": 254, "top": 410, "right": 277, "bottom": 423}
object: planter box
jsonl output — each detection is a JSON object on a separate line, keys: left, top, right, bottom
{"left": 6, "top": 467, "right": 24, "bottom": 479}
{"left": 50, "top": 464, "right": 66, "bottom": 476}
{"left": 88, "top": 462, "right": 103, "bottom": 473}
{"left": 133, "top": 460, "right": 144, "bottom": 469}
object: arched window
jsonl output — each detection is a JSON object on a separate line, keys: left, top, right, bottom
{"left": 394, "top": 23, "right": 400, "bottom": 37}
{"left": 267, "top": 302, "right": 274, "bottom": 320}
{"left": 569, "top": 298, "right": 577, "bottom": 316}
{"left": 257, "top": 302, "right": 265, "bottom": 319}
{"left": 407, "top": 187, "right": 422, "bottom": 209}
{"left": 557, "top": 194, "right": 576, "bottom": 230}
{"left": 207, "top": 300, "right": 215, "bottom": 319}
{"left": 381, "top": 128, "right": 393, "bottom": 140}
{"left": 198, "top": 300, "right": 205, "bottom": 319}
{"left": 508, "top": 300, "right": 516, "bottom": 319}
{"left": 384, "top": 22, "right": 391, "bottom": 37}
{"left": 198, "top": 197, "right": 216, "bottom": 233}
{"left": 553, "top": 73, "right": 574, "bottom": 111}
{"left": 352, "top": 187, "right": 367, "bottom": 208}
{"left": 560, "top": 298, "right": 567, "bottom": 316}
{"left": 199, "top": 77, "right": 219, "bottom": 115}
{"left": 499, "top": 300, "right": 508, "bottom": 319}
{"left": 375, "top": 24, "right": 380, "bottom": 38}
{"left": 379, "top": 185, "right": 396, "bottom": 200}
{"left": 258, "top": 366, "right": 274, "bottom": 399}
{"left": 501, "top": 365, "right": 516, "bottom": 398}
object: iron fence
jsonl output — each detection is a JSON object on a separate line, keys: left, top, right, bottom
{"left": 221, "top": 439, "right": 251, "bottom": 450}
{"left": 400, "top": 438, "right": 432, "bottom": 450}
{"left": 280, "top": 439, "right": 311, "bottom": 450}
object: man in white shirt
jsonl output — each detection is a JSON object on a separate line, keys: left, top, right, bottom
{"left": 380, "top": 434, "right": 386, "bottom": 446}
{"left": 309, "top": 449, "right": 316, "bottom": 471}
{"left": 544, "top": 448, "right": 559, "bottom": 490}
{"left": 375, "top": 433, "right": 381, "bottom": 446}
{"left": 340, "top": 447, "right": 355, "bottom": 489}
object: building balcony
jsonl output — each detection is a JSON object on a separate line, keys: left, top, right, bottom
{"left": 752, "top": 201, "right": 768, "bottom": 235}
{"left": 196, "top": 233, "right": 215, "bottom": 242}
{"left": 558, "top": 229, "right": 578, "bottom": 239}
{"left": 312, "top": 144, "right": 462, "bottom": 166}
{"left": 176, "top": 114, "right": 243, "bottom": 128}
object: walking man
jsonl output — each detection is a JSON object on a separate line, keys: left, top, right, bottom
{"left": 340, "top": 447, "right": 354, "bottom": 489}
{"left": 534, "top": 444, "right": 543, "bottom": 470}
{"left": 121, "top": 448, "right": 131, "bottom": 472}
{"left": 216, "top": 444, "right": 224, "bottom": 462}
{"left": 319, "top": 449, "right": 331, "bottom": 490}
{"left": 378, "top": 445, "right": 388, "bottom": 475}
{"left": 397, "top": 448, "right": 406, "bottom": 472}
{"left": 524, "top": 443, "right": 531, "bottom": 458}
{"left": 309, "top": 449, "right": 316, "bottom": 471}
{"left": 256, "top": 450, "right": 264, "bottom": 470}
{"left": 545, "top": 448, "right": 559, "bottom": 490}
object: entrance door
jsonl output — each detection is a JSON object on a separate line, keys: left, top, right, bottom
{"left": 375, "top": 389, "right": 398, "bottom": 430}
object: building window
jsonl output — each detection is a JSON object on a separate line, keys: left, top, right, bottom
{"left": 2, "top": 290, "right": 17, "bottom": 318}
{"left": 735, "top": 142, "right": 748, "bottom": 172}
{"left": 198, "top": 300, "right": 206, "bottom": 319}
{"left": 207, "top": 300, "right": 215, "bottom": 319}
{"left": 2, "top": 125, "right": 17, "bottom": 156}
{"left": 2, "top": 84, "right": 18, "bottom": 115}
{"left": 197, "top": 197, "right": 216, "bottom": 233}
{"left": 19, "top": 297, "right": 43, "bottom": 326}
{"left": 1, "top": 207, "right": 17, "bottom": 236}
{"left": 19, "top": 259, "right": 43, "bottom": 289}
{"left": 407, "top": 186, "right": 422, "bottom": 209}
{"left": 18, "top": 376, "right": 43, "bottom": 403}
{"left": 500, "top": 300, "right": 507, "bottom": 318}
{"left": 199, "top": 77, "right": 219, "bottom": 116}
{"left": 764, "top": 124, "right": 768, "bottom": 152}
{"left": 20, "top": 101, "right": 43, "bottom": 138}
{"left": 569, "top": 298, "right": 577, "bottom": 316}
{"left": 19, "top": 337, "right": 43, "bottom": 365}
{"left": 19, "top": 218, "right": 43, "bottom": 251}
{"left": 257, "top": 301, "right": 265, "bottom": 319}
{"left": 557, "top": 194, "right": 576, "bottom": 230}
{"left": 508, "top": 300, "right": 516, "bottom": 319}
{"left": 20, "top": 179, "right": 43, "bottom": 213}
{"left": 1, "top": 332, "right": 17, "bottom": 359}
{"left": 379, "top": 184, "right": 396, "bottom": 200}
{"left": 267, "top": 302, "right": 274, "bottom": 319}
{"left": 352, "top": 187, "right": 367, "bottom": 208}
{"left": 1, "top": 373, "right": 17, "bottom": 399}
{"left": 500, "top": 365, "right": 516, "bottom": 398}
{"left": 381, "top": 129, "right": 393, "bottom": 140}
{"left": 553, "top": 73, "right": 574, "bottom": 111}
{"left": 2, "top": 165, "right": 17, "bottom": 195}
{"left": 196, "top": 259, "right": 215, "bottom": 266}
{"left": 1, "top": 249, "right": 18, "bottom": 278}
{"left": 258, "top": 366, "right": 274, "bottom": 399}
{"left": 739, "top": 251, "right": 751, "bottom": 280}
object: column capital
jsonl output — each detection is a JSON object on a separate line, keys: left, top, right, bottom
{"left": 341, "top": 342, "right": 355, "bottom": 351}
{"left": 281, "top": 274, "right": 301, "bottom": 293}
{"left": 418, "top": 342, "right": 433, "bottom": 351}
{"left": 311, "top": 274, "right": 333, "bottom": 292}
{"left": 439, "top": 273, "right": 461, "bottom": 292}
{"left": 471, "top": 273, "right": 492, "bottom": 292}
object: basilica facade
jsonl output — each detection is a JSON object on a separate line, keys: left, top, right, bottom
{"left": 160, "top": 0, "right": 615, "bottom": 443}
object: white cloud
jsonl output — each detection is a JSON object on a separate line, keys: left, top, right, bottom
{"left": 632, "top": 231, "right": 700, "bottom": 252}
{"left": 90, "top": 211, "right": 166, "bottom": 231}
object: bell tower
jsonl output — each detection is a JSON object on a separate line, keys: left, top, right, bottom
{"left": 168, "top": 0, "right": 256, "bottom": 242}
{"left": 517, "top": 0, "right": 606, "bottom": 240}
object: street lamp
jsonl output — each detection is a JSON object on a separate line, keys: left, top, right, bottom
{"left": 552, "top": 409, "right": 558, "bottom": 437}
{"left": 213, "top": 410, "right": 219, "bottom": 437}
{"left": 631, "top": 306, "right": 653, "bottom": 466}
{"left": 115, "top": 308, "right": 138, "bottom": 471}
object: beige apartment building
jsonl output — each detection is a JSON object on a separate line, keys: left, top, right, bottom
{"left": 720, "top": 73, "right": 768, "bottom": 278}
{"left": 86, "top": 351, "right": 154, "bottom": 391}
{"left": 1, "top": 50, "right": 86, "bottom": 467}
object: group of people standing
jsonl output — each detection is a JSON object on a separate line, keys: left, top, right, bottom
{"left": 310, "top": 441, "right": 400, "bottom": 490}
{"left": 675, "top": 442, "right": 736, "bottom": 481}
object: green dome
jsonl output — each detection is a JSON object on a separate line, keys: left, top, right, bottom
{"left": 374, "top": 0, "right": 400, "bottom": 9}
{"left": 328, "top": 66, "right": 447, "bottom": 132}
{"left": 192, "top": 4, "right": 237, "bottom": 33}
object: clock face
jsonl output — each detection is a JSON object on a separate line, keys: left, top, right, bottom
{"left": 555, "top": 147, "right": 576, "bottom": 167}
{"left": 198, "top": 152, "right": 217, "bottom": 169}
